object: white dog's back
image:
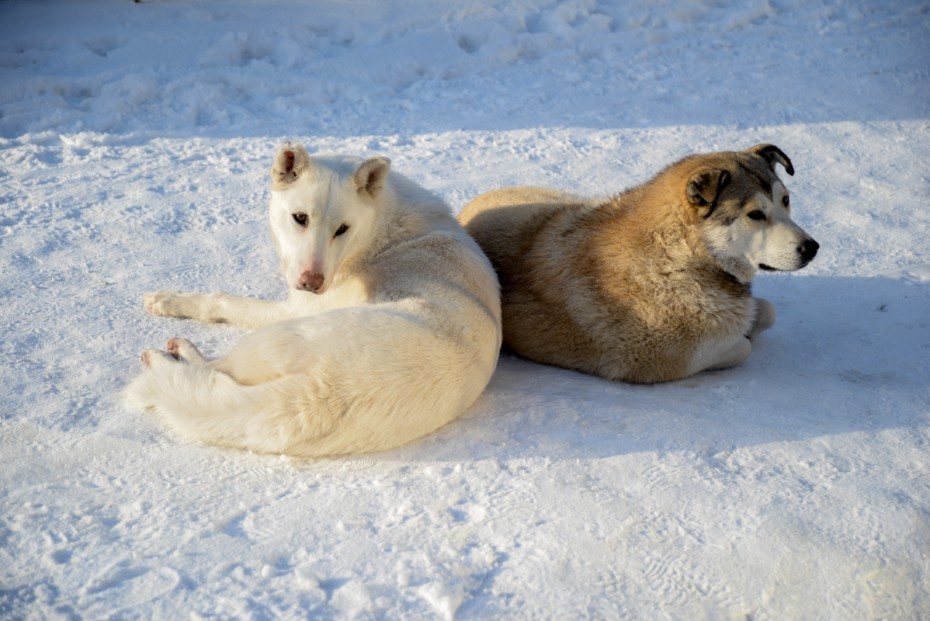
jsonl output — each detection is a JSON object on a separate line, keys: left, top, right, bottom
{"left": 126, "top": 145, "right": 501, "bottom": 457}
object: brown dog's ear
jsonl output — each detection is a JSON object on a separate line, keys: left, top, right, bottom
{"left": 270, "top": 143, "right": 312, "bottom": 190}
{"left": 353, "top": 157, "right": 391, "bottom": 200}
{"left": 687, "top": 168, "right": 731, "bottom": 216}
{"left": 749, "top": 144, "right": 794, "bottom": 176}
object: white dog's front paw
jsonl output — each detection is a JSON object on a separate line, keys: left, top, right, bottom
{"left": 144, "top": 291, "right": 196, "bottom": 319}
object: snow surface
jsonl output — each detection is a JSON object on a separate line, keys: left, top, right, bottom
{"left": 1, "top": 0, "right": 929, "bottom": 618}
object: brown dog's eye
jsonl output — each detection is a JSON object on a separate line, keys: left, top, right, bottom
{"left": 782, "top": 195, "right": 790, "bottom": 208}
{"left": 334, "top": 224, "right": 350, "bottom": 238}
{"left": 747, "top": 210, "right": 766, "bottom": 221}
{"left": 293, "top": 213, "right": 308, "bottom": 226}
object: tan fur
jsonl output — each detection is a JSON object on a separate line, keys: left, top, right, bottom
{"left": 458, "top": 145, "right": 818, "bottom": 383}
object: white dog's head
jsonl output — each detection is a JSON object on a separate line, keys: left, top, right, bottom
{"left": 267, "top": 143, "right": 390, "bottom": 294}
{"left": 685, "top": 144, "right": 819, "bottom": 283}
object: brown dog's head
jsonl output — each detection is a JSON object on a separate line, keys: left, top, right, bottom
{"left": 682, "top": 144, "right": 819, "bottom": 282}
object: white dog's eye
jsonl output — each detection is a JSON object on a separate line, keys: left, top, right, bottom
{"left": 747, "top": 210, "right": 767, "bottom": 221}
{"left": 782, "top": 195, "right": 790, "bottom": 208}
{"left": 334, "top": 224, "right": 350, "bottom": 238}
{"left": 293, "top": 213, "right": 308, "bottom": 227}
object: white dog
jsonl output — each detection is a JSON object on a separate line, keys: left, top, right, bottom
{"left": 125, "top": 144, "right": 502, "bottom": 457}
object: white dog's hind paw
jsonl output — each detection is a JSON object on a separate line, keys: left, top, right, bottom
{"left": 166, "top": 337, "right": 206, "bottom": 365}
{"left": 140, "top": 348, "right": 178, "bottom": 369}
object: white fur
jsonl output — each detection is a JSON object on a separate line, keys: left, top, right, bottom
{"left": 125, "top": 145, "right": 502, "bottom": 457}
{"left": 703, "top": 181, "right": 815, "bottom": 278}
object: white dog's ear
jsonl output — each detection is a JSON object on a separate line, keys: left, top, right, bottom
{"left": 270, "top": 143, "right": 312, "bottom": 190}
{"left": 687, "top": 168, "right": 731, "bottom": 216}
{"left": 749, "top": 144, "right": 794, "bottom": 176}
{"left": 353, "top": 157, "right": 391, "bottom": 200}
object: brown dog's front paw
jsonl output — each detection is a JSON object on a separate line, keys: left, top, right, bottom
{"left": 748, "top": 298, "right": 776, "bottom": 339}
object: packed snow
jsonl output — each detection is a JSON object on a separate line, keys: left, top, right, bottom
{"left": 1, "top": 0, "right": 929, "bottom": 618}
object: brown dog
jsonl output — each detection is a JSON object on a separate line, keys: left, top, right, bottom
{"left": 458, "top": 145, "right": 818, "bottom": 383}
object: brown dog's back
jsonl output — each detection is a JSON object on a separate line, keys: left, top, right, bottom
{"left": 460, "top": 187, "right": 613, "bottom": 374}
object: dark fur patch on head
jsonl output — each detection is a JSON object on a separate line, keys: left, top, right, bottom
{"left": 735, "top": 162, "right": 773, "bottom": 198}
{"left": 697, "top": 156, "right": 780, "bottom": 227}
{"left": 712, "top": 210, "right": 739, "bottom": 226}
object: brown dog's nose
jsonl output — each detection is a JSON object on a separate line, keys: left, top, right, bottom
{"left": 298, "top": 271, "right": 325, "bottom": 292}
{"left": 799, "top": 239, "right": 819, "bottom": 264}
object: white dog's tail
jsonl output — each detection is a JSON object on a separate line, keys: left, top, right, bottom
{"left": 123, "top": 342, "right": 481, "bottom": 457}
{"left": 123, "top": 364, "right": 351, "bottom": 456}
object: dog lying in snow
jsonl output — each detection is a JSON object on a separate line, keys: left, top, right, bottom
{"left": 458, "top": 144, "right": 818, "bottom": 383}
{"left": 126, "top": 144, "right": 501, "bottom": 456}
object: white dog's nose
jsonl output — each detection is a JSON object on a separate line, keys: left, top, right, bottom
{"left": 298, "top": 271, "right": 325, "bottom": 293}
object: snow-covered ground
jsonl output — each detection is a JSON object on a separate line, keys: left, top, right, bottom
{"left": 1, "top": 0, "right": 928, "bottom": 618}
